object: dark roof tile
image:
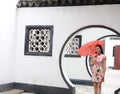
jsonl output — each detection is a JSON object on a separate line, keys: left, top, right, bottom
{"left": 17, "top": 0, "right": 120, "bottom": 7}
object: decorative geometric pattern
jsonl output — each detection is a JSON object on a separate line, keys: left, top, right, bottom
{"left": 110, "top": 36, "right": 120, "bottom": 40}
{"left": 65, "top": 35, "right": 82, "bottom": 57}
{"left": 24, "top": 25, "right": 53, "bottom": 56}
{"left": 29, "top": 29, "right": 50, "bottom": 52}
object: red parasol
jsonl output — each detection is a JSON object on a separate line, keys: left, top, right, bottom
{"left": 77, "top": 40, "right": 104, "bottom": 56}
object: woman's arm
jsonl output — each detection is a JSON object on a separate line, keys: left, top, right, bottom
{"left": 90, "top": 56, "right": 96, "bottom": 65}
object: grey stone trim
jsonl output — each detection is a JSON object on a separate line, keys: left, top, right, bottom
{"left": 13, "top": 82, "right": 75, "bottom": 94}
{"left": 17, "top": 0, "right": 120, "bottom": 7}
{"left": 0, "top": 83, "right": 14, "bottom": 92}
{"left": 70, "top": 79, "right": 93, "bottom": 86}
{"left": 0, "top": 83, "right": 75, "bottom": 94}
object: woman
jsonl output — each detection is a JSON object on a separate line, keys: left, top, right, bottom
{"left": 90, "top": 44, "right": 106, "bottom": 94}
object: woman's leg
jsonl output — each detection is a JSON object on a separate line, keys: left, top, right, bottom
{"left": 97, "top": 82, "right": 102, "bottom": 94}
{"left": 93, "top": 82, "right": 97, "bottom": 94}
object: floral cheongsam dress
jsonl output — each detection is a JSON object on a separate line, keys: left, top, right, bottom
{"left": 91, "top": 54, "right": 106, "bottom": 83}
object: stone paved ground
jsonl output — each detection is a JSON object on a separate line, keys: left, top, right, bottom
{"left": 101, "top": 68, "right": 120, "bottom": 94}
{"left": 75, "top": 68, "right": 120, "bottom": 94}
{"left": 75, "top": 85, "right": 94, "bottom": 94}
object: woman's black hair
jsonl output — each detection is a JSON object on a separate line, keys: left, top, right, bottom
{"left": 96, "top": 44, "right": 104, "bottom": 54}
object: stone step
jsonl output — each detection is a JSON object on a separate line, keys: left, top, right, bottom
{"left": 0, "top": 89, "right": 24, "bottom": 94}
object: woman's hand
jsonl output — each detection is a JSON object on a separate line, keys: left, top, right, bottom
{"left": 90, "top": 55, "right": 96, "bottom": 65}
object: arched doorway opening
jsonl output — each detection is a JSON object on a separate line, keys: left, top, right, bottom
{"left": 59, "top": 25, "right": 120, "bottom": 94}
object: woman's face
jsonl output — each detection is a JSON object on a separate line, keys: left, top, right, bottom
{"left": 95, "top": 46, "right": 101, "bottom": 55}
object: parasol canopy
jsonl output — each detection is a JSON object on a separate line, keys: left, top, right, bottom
{"left": 77, "top": 40, "right": 104, "bottom": 56}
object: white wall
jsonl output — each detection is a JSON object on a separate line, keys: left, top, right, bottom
{"left": 0, "top": 1, "right": 120, "bottom": 90}
{"left": 15, "top": 8, "right": 69, "bottom": 88}
{"left": 15, "top": 5, "right": 120, "bottom": 88}
{"left": 0, "top": 0, "right": 17, "bottom": 84}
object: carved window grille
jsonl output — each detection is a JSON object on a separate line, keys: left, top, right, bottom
{"left": 65, "top": 35, "right": 82, "bottom": 57}
{"left": 24, "top": 25, "right": 53, "bottom": 56}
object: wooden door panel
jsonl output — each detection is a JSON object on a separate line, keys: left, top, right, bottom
{"left": 114, "top": 45, "right": 120, "bottom": 69}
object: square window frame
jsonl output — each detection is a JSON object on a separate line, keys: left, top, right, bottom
{"left": 24, "top": 25, "right": 53, "bottom": 56}
{"left": 64, "top": 35, "right": 82, "bottom": 57}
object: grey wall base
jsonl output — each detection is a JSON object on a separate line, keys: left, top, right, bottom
{"left": 70, "top": 79, "right": 93, "bottom": 86}
{"left": 0, "top": 83, "right": 14, "bottom": 92}
{"left": 0, "top": 83, "right": 75, "bottom": 94}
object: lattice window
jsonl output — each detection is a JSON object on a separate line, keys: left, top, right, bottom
{"left": 65, "top": 35, "right": 82, "bottom": 57}
{"left": 24, "top": 25, "right": 53, "bottom": 56}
